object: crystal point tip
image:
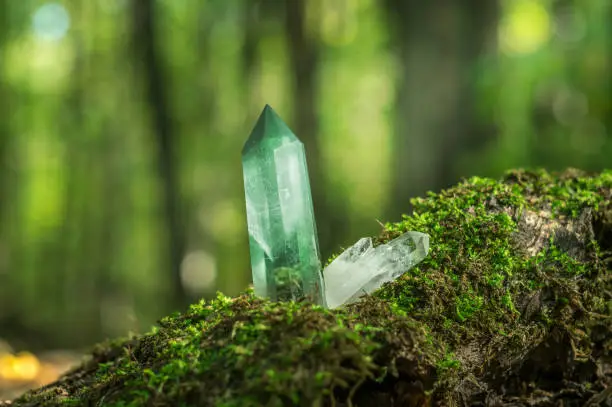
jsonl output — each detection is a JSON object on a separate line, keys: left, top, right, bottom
{"left": 242, "top": 105, "right": 298, "bottom": 156}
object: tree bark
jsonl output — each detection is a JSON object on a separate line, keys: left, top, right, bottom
{"left": 131, "top": 0, "right": 187, "bottom": 308}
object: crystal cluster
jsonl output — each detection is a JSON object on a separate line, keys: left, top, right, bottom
{"left": 323, "top": 232, "right": 429, "bottom": 309}
{"left": 242, "top": 105, "right": 429, "bottom": 309}
{"left": 241, "top": 105, "right": 326, "bottom": 306}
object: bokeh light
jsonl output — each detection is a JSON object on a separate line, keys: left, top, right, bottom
{"left": 552, "top": 86, "right": 589, "bottom": 126}
{"left": 500, "top": 0, "right": 551, "bottom": 55}
{"left": 554, "top": 7, "right": 587, "bottom": 43}
{"left": 180, "top": 251, "right": 218, "bottom": 295}
{"left": 32, "top": 3, "right": 70, "bottom": 42}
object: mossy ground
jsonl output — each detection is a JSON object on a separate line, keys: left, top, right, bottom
{"left": 7, "top": 169, "right": 612, "bottom": 406}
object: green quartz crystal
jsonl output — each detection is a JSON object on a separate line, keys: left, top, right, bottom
{"left": 242, "top": 105, "right": 326, "bottom": 306}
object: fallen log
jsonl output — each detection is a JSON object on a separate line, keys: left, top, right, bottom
{"left": 5, "top": 169, "right": 612, "bottom": 406}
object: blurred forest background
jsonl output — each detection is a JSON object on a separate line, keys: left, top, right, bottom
{"left": 0, "top": 0, "right": 611, "bottom": 391}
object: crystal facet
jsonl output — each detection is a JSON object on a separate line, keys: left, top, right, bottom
{"left": 323, "top": 232, "right": 429, "bottom": 309}
{"left": 242, "top": 105, "right": 325, "bottom": 306}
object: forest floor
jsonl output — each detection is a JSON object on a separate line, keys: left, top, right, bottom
{"left": 0, "top": 343, "right": 80, "bottom": 403}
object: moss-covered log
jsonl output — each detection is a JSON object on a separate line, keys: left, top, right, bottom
{"left": 5, "top": 169, "right": 612, "bottom": 407}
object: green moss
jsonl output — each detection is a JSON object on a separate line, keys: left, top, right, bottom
{"left": 16, "top": 291, "right": 436, "bottom": 406}
{"left": 376, "top": 174, "right": 526, "bottom": 336}
{"left": 12, "top": 168, "right": 612, "bottom": 406}
{"left": 373, "top": 168, "right": 612, "bottom": 388}
{"left": 455, "top": 289, "right": 484, "bottom": 322}
{"left": 436, "top": 351, "right": 461, "bottom": 371}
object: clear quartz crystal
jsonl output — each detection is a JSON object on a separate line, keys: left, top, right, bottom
{"left": 323, "top": 232, "right": 429, "bottom": 309}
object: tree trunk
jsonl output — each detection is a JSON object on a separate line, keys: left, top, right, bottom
{"left": 283, "top": 0, "right": 348, "bottom": 259}
{"left": 130, "top": 0, "right": 187, "bottom": 308}
{"left": 384, "top": 0, "right": 499, "bottom": 221}
{"left": 0, "top": 0, "right": 12, "bottom": 316}
{"left": 8, "top": 169, "right": 612, "bottom": 407}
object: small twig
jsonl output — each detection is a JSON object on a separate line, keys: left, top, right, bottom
{"left": 346, "top": 377, "right": 365, "bottom": 407}
{"left": 584, "top": 385, "right": 612, "bottom": 406}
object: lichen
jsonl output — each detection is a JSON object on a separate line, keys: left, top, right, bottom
{"left": 9, "top": 168, "right": 612, "bottom": 406}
